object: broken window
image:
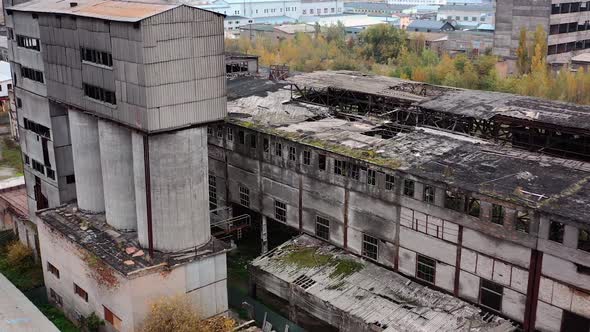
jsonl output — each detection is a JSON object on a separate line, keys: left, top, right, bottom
{"left": 32, "top": 159, "right": 44, "bottom": 175}
{"left": 275, "top": 200, "right": 287, "bottom": 223}
{"left": 403, "top": 179, "right": 415, "bottom": 197}
{"left": 491, "top": 204, "right": 504, "bottom": 225}
{"left": 288, "top": 146, "right": 296, "bottom": 161}
{"left": 274, "top": 142, "right": 282, "bottom": 157}
{"left": 21, "top": 66, "right": 44, "bottom": 83}
{"left": 46, "top": 168, "right": 55, "bottom": 180}
{"left": 423, "top": 185, "right": 435, "bottom": 203}
{"left": 350, "top": 164, "right": 360, "bottom": 180}
{"left": 334, "top": 159, "right": 346, "bottom": 176}
{"left": 47, "top": 262, "right": 60, "bottom": 279}
{"left": 416, "top": 255, "right": 436, "bottom": 284}
{"left": 208, "top": 175, "right": 217, "bottom": 211}
{"left": 249, "top": 134, "right": 256, "bottom": 149}
{"left": 81, "top": 47, "right": 113, "bottom": 67}
{"left": 238, "top": 130, "right": 245, "bottom": 144}
{"left": 23, "top": 154, "right": 29, "bottom": 165}
{"left": 467, "top": 198, "right": 480, "bottom": 218}
{"left": 207, "top": 127, "right": 213, "bottom": 136}
{"left": 104, "top": 306, "right": 122, "bottom": 331}
{"left": 479, "top": 279, "right": 503, "bottom": 312}
{"left": 74, "top": 283, "right": 88, "bottom": 302}
{"left": 385, "top": 174, "right": 395, "bottom": 191}
{"left": 367, "top": 169, "right": 376, "bottom": 186}
{"left": 16, "top": 35, "right": 41, "bottom": 51}
{"left": 83, "top": 83, "right": 115, "bottom": 104}
{"left": 303, "top": 150, "right": 311, "bottom": 165}
{"left": 217, "top": 126, "right": 223, "bottom": 138}
{"left": 579, "top": 229, "right": 590, "bottom": 252}
{"left": 227, "top": 127, "right": 233, "bottom": 141}
{"left": 239, "top": 185, "right": 250, "bottom": 208}
{"left": 263, "top": 138, "right": 269, "bottom": 153}
{"left": 549, "top": 220, "right": 564, "bottom": 243}
{"left": 562, "top": 311, "right": 590, "bottom": 332}
{"left": 23, "top": 118, "right": 50, "bottom": 138}
{"left": 362, "top": 234, "right": 378, "bottom": 260}
{"left": 515, "top": 211, "right": 530, "bottom": 233}
{"left": 49, "top": 288, "right": 62, "bottom": 307}
{"left": 445, "top": 190, "right": 465, "bottom": 212}
{"left": 316, "top": 216, "right": 330, "bottom": 241}
{"left": 66, "top": 174, "right": 75, "bottom": 184}
{"left": 318, "top": 154, "right": 326, "bottom": 171}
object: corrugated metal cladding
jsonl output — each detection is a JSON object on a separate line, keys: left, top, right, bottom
{"left": 149, "top": 96, "right": 227, "bottom": 131}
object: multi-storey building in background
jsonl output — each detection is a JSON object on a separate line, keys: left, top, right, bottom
{"left": 210, "top": 71, "right": 590, "bottom": 332}
{"left": 5, "top": 0, "right": 229, "bottom": 330}
{"left": 494, "top": 0, "right": 590, "bottom": 63}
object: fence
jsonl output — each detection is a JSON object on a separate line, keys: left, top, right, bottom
{"left": 228, "top": 286, "right": 305, "bottom": 332}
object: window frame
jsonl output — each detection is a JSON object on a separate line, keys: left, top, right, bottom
{"left": 239, "top": 185, "right": 250, "bottom": 208}
{"left": 274, "top": 142, "right": 282, "bottom": 157}
{"left": 549, "top": 220, "right": 565, "bottom": 243}
{"left": 416, "top": 254, "right": 436, "bottom": 284}
{"left": 385, "top": 174, "right": 395, "bottom": 191}
{"left": 479, "top": 279, "right": 503, "bottom": 312}
{"left": 318, "top": 154, "right": 326, "bottom": 171}
{"left": 288, "top": 146, "right": 296, "bottom": 161}
{"left": 491, "top": 204, "right": 504, "bottom": 225}
{"left": 274, "top": 200, "right": 287, "bottom": 223}
{"left": 47, "top": 262, "right": 60, "bottom": 278}
{"left": 208, "top": 174, "right": 217, "bottom": 211}
{"left": 578, "top": 229, "right": 590, "bottom": 252}
{"left": 403, "top": 179, "right": 415, "bottom": 197}
{"left": 367, "top": 169, "right": 376, "bottom": 186}
{"left": 423, "top": 185, "right": 435, "bottom": 203}
{"left": 362, "top": 234, "right": 378, "bottom": 261}
{"left": 104, "top": 306, "right": 122, "bottom": 331}
{"left": 315, "top": 216, "right": 330, "bottom": 240}
{"left": 74, "top": 283, "right": 88, "bottom": 302}
{"left": 303, "top": 150, "right": 311, "bottom": 165}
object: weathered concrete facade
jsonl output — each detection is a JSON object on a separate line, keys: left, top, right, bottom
{"left": 493, "top": 0, "right": 590, "bottom": 63}
{"left": 214, "top": 72, "right": 590, "bottom": 332}
{"left": 6, "top": 0, "right": 229, "bottom": 330}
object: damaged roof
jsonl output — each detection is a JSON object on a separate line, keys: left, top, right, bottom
{"left": 37, "top": 203, "right": 230, "bottom": 277}
{"left": 227, "top": 74, "right": 590, "bottom": 223}
{"left": 287, "top": 71, "right": 590, "bottom": 133}
{"left": 251, "top": 235, "right": 515, "bottom": 332}
{"left": 8, "top": 0, "right": 183, "bottom": 22}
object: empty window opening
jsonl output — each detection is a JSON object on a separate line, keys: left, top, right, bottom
{"left": 579, "top": 229, "right": 590, "bottom": 252}
{"left": 467, "top": 198, "right": 480, "bottom": 218}
{"left": 362, "top": 234, "right": 378, "bottom": 260}
{"left": 403, "top": 179, "right": 415, "bottom": 197}
{"left": 303, "top": 150, "right": 311, "bottom": 165}
{"left": 423, "top": 185, "right": 435, "bottom": 203}
{"left": 83, "top": 83, "right": 116, "bottom": 105}
{"left": 274, "top": 142, "right": 282, "bottom": 157}
{"left": 562, "top": 311, "right": 590, "bottom": 332}
{"left": 491, "top": 204, "right": 504, "bottom": 225}
{"left": 367, "top": 169, "right": 376, "bottom": 186}
{"left": 350, "top": 164, "right": 360, "bottom": 181}
{"left": 21, "top": 66, "right": 44, "bottom": 83}
{"left": 263, "top": 138, "right": 269, "bottom": 153}
{"left": 66, "top": 174, "right": 75, "bottom": 184}
{"left": 288, "top": 146, "right": 296, "bottom": 161}
{"left": 445, "top": 190, "right": 465, "bottom": 212}
{"left": 227, "top": 127, "right": 234, "bottom": 141}
{"left": 49, "top": 288, "right": 62, "bottom": 307}
{"left": 385, "top": 174, "right": 395, "bottom": 190}
{"left": 316, "top": 216, "right": 330, "bottom": 240}
{"left": 238, "top": 130, "right": 245, "bottom": 144}
{"left": 416, "top": 255, "right": 436, "bottom": 284}
{"left": 81, "top": 47, "right": 113, "bottom": 67}
{"left": 249, "top": 134, "right": 256, "bottom": 149}
{"left": 275, "top": 200, "right": 287, "bottom": 223}
{"left": 515, "top": 211, "right": 530, "bottom": 233}
{"left": 334, "top": 159, "right": 346, "bottom": 176}
{"left": 318, "top": 154, "right": 326, "bottom": 171}
{"left": 217, "top": 126, "right": 223, "bottom": 138}
{"left": 239, "top": 185, "right": 250, "bottom": 208}
{"left": 549, "top": 220, "right": 564, "bottom": 243}
{"left": 479, "top": 279, "right": 503, "bottom": 312}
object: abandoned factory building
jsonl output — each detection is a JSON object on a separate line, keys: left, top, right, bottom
{"left": 207, "top": 71, "right": 590, "bottom": 332}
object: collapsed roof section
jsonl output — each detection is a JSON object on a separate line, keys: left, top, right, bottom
{"left": 250, "top": 235, "right": 516, "bottom": 332}
{"left": 226, "top": 73, "right": 590, "bottom": 224}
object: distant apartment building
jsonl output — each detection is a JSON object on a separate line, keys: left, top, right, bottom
{"left": 388, "top": 0, "right": 446, "bottom": 7}
{"left": 437, "top": 4, "right": 494, "bottom": 25}
{"left": 5, "top": 0, "right": 230, "bottom": 330}
{"left": 494, "top": 0, "right": 590, "bottom": 63}
{"left": 344, "top": 2, "right": 413, "bottom": 15}
{"left": 300, "top": 0, "right": 344, "bottom": 16}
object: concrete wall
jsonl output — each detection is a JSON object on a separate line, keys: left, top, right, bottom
{"left": 209, "top": 123, "right": 561, "bottom": 327}
{"left": 37, "top": 218, "right": 227, "bottom": 332}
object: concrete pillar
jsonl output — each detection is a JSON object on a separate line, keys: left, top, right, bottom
{"left": 132, "top": 132, "right": 148, "bottom": 248}
{"left": 145, "top": 127, "right": 211, "bottom": 252}
{"left": 98, "top": 120, "right": 137, "bottom": 230}
{"left": 68, "top": 110, "right": 104, "bottom": 212}
{"left": 261, "top": 215, "right": 268, "bottom": 254}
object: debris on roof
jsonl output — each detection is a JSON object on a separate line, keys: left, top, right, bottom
{"left": 251, "top": 235, "right": 516, "bottom": 332}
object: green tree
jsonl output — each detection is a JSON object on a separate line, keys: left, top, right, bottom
{"left": 516, "top": 27, "right": 529, "bottom": 75}
{"left": 358, "top": 24, "right": 406, "bottom": 63}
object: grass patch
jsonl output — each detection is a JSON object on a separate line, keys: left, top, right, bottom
{"left": 0, "top": 137, "right": 23, "bottom": 175}
{"left": 276, "top": 246, "right": 364, "bottom": 279}
{"left": 0, "top": 246, "right": 43, "bottom": 291}
{"left": 37, "top": 305, "right": 80, "bottom": 332}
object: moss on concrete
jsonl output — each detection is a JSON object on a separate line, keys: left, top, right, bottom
{"left": 276, "top": 245, "right": 364, "bottom": 280}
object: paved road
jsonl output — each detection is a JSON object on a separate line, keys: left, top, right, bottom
{"left": 0, "top": 273, "right": 59, "bottom": 332}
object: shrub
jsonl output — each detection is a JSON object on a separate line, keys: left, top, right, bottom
{"left": 140, "top": 295, "right": 235, "bottom": 332}
{"left": 6, "top": 241, "right": 33, "bottom": 266}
